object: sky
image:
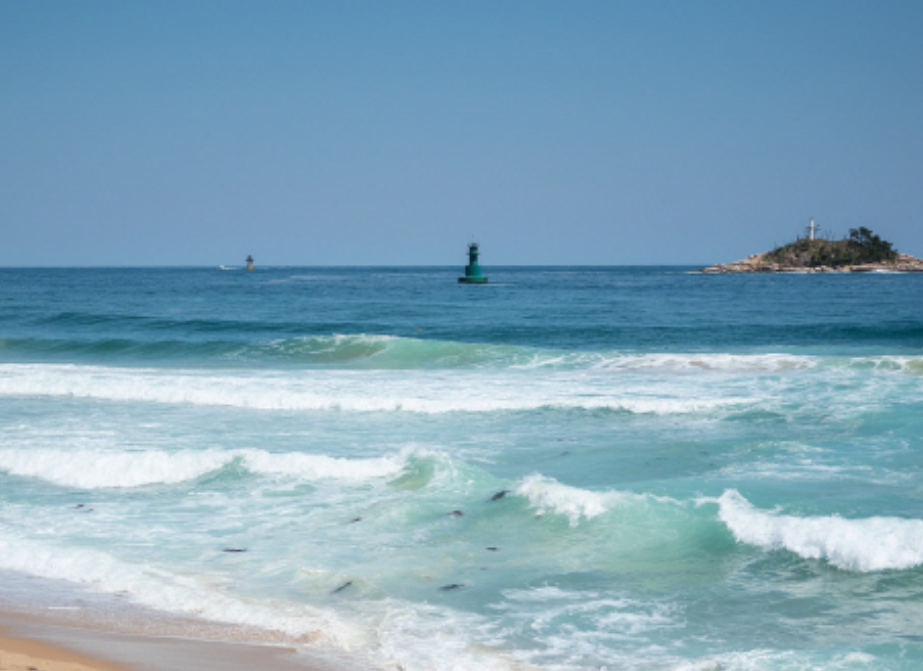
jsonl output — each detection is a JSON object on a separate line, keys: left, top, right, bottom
{"left": 2, "top": 1, "right": 922, "bottom": 266}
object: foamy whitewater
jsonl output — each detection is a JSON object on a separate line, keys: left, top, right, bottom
{"left": 1, "top": 266, "right": 922, "bottom": 670}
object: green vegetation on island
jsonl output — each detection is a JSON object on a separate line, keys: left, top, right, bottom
{"left": 763, "top": 227, "right": 897, "bottom": 268}
{"left": 702, "top": 225, "right": 923, "bottom": 273}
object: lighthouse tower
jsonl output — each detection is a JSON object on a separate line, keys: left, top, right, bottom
{"left": 807, "top": 218, "right": 816, "bottom": 241}
{"left": 246, "top": 255, "right": 254, "bottom": 272}
{"left": 458, "top": 243, "right": 488, "bottom": 284}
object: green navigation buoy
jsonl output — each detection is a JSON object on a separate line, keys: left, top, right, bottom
{"left": 458, "top": 242, "right": 488, "bottom": 284}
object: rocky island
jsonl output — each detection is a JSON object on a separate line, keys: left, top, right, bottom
{"left": 702, "top": 226, "right": 923, "bottom": 273}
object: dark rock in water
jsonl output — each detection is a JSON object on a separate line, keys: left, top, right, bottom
{"left": 223, "top": 548, "right": 247, "bottom": 553}
{"left": 350, "top": 517, "right": 363, "bottom": 523}
{"left": 439, "top": 583, "right": 464, "bottom": 591}
{"left": 332, "top": 581, "right": 353, "bottom": 594}
{"left": 75, "top": 504, "right": 85, "bottom": 508}
{"left": 449, "top": 510, "right": 464, "bottom": 517}
{"left": 486, "top": 547, "right": 499, "bottom": 552}
{"left": 490, "top": 490, "right": 510, "bottom": 501}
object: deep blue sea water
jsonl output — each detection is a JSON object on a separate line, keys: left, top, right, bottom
{"left": 1, "top": 266, "right": 923, "bottom": 670}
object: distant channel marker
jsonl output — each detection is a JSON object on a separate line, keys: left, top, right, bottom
{"left": 458, "top": 242, "right": 489, "bottom": 284}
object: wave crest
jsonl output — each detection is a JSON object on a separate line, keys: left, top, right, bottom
{"left": 514, "top": 474, "right": 618, "bottom": 526}
{"left": 712, "top": 489, "right": 923, "bottom": 571}
{"left": 0, "top": 447, "right": 406, "bottom": 490}
{"left": 0, "top": 364, "right": 748, "bottom": 415}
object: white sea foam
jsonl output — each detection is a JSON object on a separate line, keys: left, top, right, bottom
{"left": 674, "top": 648, "right": 879, "bottom": 671}
{"left": 511, "top": 474, "right": 662, "bottom": 528}
{"left": 0, "top": 530, "right": 525, "bottom": 671}
{"left": 711, "top": 490, "right": 923, "bottom": 571}
{"left": 586, "top": 352, "right": 923, "bottom": 377}
{"left": 590, "top": 352, "right": 819, "bottom": 373}
{"left": 492, "top": 587, "right": 680, "bottom": 670}
{"left": 716, "top": 458, "right": 911, "bottom": 487}
{"left": 499, "top": 586, "right": 675, "bottom": 634}
{"left": 515, "top": 474, "right": 612, "bottom": 525}
{"left": 0, "top": 448, "right": 230, "bottom": 488}
{"left": 240, "top": 449, "right": 404, "bottom": 481}
{"left": 0, "top": 363, "right": 749, "bottom": 415}
{"left": 375, "top": 602, "right": 515, "bottom": 671}
{"left": 0, "top": 531, "right": 364, "bottom": 646}
{"left": 0, "top": 447, "right": 405, "bottom": 489}
{"left": 848, "top": 355, "right": 923, "bottom": 375}
{"left": 714, "top": 443, "right": 899, "bottom": 485}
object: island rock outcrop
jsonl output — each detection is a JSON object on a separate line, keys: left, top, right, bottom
{"left": 702, "top": 228, "right": 923, "bottom": 273}
{"left": 702, "top": 252, "right": 923, "bottom": 273}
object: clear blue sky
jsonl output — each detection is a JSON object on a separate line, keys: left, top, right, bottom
{"left": 2, "top": 1, "right": 921, "bottom": 266}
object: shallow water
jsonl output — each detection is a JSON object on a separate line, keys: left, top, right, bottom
{"left": 1, "top": 266, "right": 922, "bottom": 670}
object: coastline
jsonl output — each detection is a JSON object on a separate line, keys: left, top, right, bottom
{"left": 0, "top": 611, "right": 331, "bottom": 671}
{"left": 0, "top": 627, "right": 130, "bottom": 671}
{"left": 0, "top": 575, "right": 348, "bottom": 671}
{"left": 701, "top": 251, "right": 923, "bottom": 273}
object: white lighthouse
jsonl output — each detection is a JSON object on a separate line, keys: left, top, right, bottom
{"left": 807, "top": 217, "right": 816, "bottom": 241}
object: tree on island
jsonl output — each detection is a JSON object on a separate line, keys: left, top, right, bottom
{"left": 764, "top": 227, "right": 898, "bottom": 268}
{"left": 847, "top": 226, "right": 896, "bottom": 263}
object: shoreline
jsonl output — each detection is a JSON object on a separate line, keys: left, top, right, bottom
{"left": 0, "top": 611, "right": 334, "bottom": 671}
{"left": 0, "top": 627, "right": 130, "bottom": 671}
{"left": 701, "top": 251, "right": 923, "bottom": 274}
{"left": 0, "top": 573, "right": 352, "bottom": 671}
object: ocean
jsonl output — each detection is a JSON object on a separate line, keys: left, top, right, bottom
{"left": 1, "top": 265, "right": 922, "bottom": 671}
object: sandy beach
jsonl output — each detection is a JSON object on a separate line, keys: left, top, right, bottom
{"left": 0, "top": 630, "right": 130, "bottom": 671}
{"left": 0, "top": 611, "right": 335, "bottom": 671}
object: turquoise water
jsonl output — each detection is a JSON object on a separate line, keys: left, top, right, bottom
{"left": 1, "top": 266, "right": 922, "bottom": 670}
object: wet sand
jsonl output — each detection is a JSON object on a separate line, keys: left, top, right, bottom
{"left": 0, "top": 630, "right": 130, "bottom": 671}
{"left": 0, "top": 612, "right": 339, "bottom": 671}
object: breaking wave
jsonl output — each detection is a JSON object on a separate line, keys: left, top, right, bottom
{"left": 0, "top": 447, "right": 406, "bottom": 489}
{"left": 0, "top": 363, "right": 750, "bottom": 415}
{"left": 0, "top": 531, "right": 362, "bottom": 645}
{"left": 514, "top": 474, "right": 616, "bottom": 525}
{"left": 512, "top": 474, "right": 680, "bottom": 528}
{"left": 711, "top": 490, "right": 923, "bottom": 571}
{"left": 4, "top": 332, "right": 923, "bottom": 374}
